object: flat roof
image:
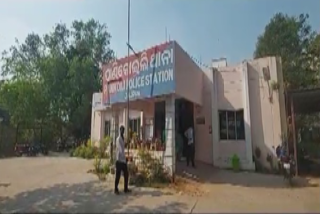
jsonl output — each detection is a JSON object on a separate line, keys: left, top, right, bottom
{"left": 287, "top": 87, "right": 320, "bottom": 114}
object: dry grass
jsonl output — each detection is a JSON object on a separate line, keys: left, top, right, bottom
{"left": 88, "top": 167, "right": 205, "bottom": 197}
{"left": 167, "top": 176, "right": 205, "bottom": 197}
{"left": 87, "top": 169, "right": 107, "bottom": 181}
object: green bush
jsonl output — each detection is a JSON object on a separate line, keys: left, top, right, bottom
{"left": 84, "top": 146, "right": 95, "bottom": 159}
{"left": 71, "top": 145, "right": 96, "bottom": 159}
{"left": 71, "top": 137, "right": 111, "bottom": 160}
{"left": 102, "top": 162, "right": 110, "bottom": 174}
{"left": 129, "top": 148, "right": 171, "bottom": 187}
{"left": 231, "top": 154, "right": 240, "bottom": 172}
{"left": 80, "top": 147, "right": 87, "bottom": 158}
{"left": 72, "top": 147, "right": 81, "bottom": 157}
{"left": 69, "top": 149, "right": 74, "bottom": 157}
{"left": 93, "top": 155, "right": 101, "bottom": 173}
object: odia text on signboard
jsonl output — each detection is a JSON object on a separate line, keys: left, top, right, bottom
{"left": 102, "top": 42, "right": 175, "bottom": 104}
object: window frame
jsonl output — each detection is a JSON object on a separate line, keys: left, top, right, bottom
{"left": 104, "top": 120, "right": 111, "bottom": 137}
{"left": 218, "top": 109, "right": 245, "bottom": 141}
{"left": 129, "top": 117, "right": 141, "bottom": 138}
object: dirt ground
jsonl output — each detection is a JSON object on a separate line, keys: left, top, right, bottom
{"left": 0, "top": 155, "right": 319, "bottom": 213}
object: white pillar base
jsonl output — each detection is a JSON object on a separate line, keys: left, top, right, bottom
{"left": 164, "top": 95, "right": 176, "bottom": 176}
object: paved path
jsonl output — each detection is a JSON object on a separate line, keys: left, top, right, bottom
{"left": 0, "top": 156, "right": 319, "bottom": 213}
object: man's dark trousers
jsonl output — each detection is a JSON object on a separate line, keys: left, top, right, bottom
{"left": 186, "top": 144, "right": 195, "bottom": 167}
{"left": 114, "top": 161, "right": 129, "bottom": 191}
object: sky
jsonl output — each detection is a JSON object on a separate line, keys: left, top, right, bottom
{"left": 0, "top": 0, "right": 319, "bottom": 68}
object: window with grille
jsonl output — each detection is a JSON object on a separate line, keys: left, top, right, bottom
{"left": 104, "top": 120, "right": 111, "bottom": 137}
{"left": 219, "top": 110, "right": 245, "bottom": 140}
{"left": 129, "top": 118, "right": 141, "bottom": 138}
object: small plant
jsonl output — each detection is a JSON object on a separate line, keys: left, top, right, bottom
{"left": 85, "top": 137, "right": 113, "bottom": 181}
{"left": 102, "top": 162, "right": 110, "bottom": 174}
{"left": 71, "top": 138, "right": 112, "bottom": 161}
{"left": 79, "top": 145, "right": 86, "bottom": 158}
{"left": 92, "top": 157, "right": 109, "bottom": 181}
{"left": 128, "top": 162, "right": 138, "bottom": 176}
{"left": 84, "top": 146, "right": 96, "bottom": 159}
{"left": 270, "top": 80, "right": 279, "bottom": 91}
{"left": 231, "top": 154, "right": 240, "bottom": 172}
{"left": 69, "top": 149, "right": 74, "bottom": 157}
{"left": 138, "top": 148, "right": 153, "bottom": 168}
{"left": 93, "top": 155, "right": 102, "bottom": 173}
{"left": 100, "top": 136, "right": 110, "bottom": 156}
{"left": 129, "top": 147, "right": 171, "bottom": 187}
{"left": 87, "top": 139, "right": 93, "bottom": 147}
{"left": 72, "top": 147, "right": 79, "bottom": 157}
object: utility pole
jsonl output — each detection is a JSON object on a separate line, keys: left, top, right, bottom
{"left": 0, "top": 117, "right": 3, "bottom": 152}
{"left": 165, "top": 27, "right": 168, "bottom": 42}
{"left": 126, "top": 0, "right": 131, "bottom": 155}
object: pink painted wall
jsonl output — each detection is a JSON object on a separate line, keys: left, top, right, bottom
{"left": 174, "top": 42, "right": 203, "bottom": 105}
{"left": 216, "top": 65, "right": 243, "bottom": 110}
{"left": 196, "top": 56, "right": 286, "bottom": 170}
{"left": 215, "top": 65, "right": 247, "bottom": 162}
{"left": 247, "top": 57, "right": 286, "bottom": 168}
{"left": 193, "top": 68, "right": 213, "bottom": 164}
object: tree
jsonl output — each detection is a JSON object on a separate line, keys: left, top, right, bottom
{"left": 307, "top": 34, "right": 320, "bottom": 75}
{"left": 0, "top": 107, "right": 9, "bottom": 124}
{"left": 254, "top": 13, "right": 318, "bottom": 89}
{"left": 0, "top": 19, "right": 114, "bottom": 144}
{"left": 0, "top": 80, "right": 47, "bottom": 125}
{"left": 41, "top": 20, "right": 114, "bottom": 139}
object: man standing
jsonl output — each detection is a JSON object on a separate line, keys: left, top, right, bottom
{"left": 175, "top": 131, "right": 183, "bottom": 161}
{"left": 184, "top": 126, "right": 195, "bottom": 168}
{"left": 114, "top": 126, "right": 131, "bottom": 194}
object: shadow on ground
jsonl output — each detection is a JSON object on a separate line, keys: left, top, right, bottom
{"left": 177, "top": 161, "right": 319, "bottom": 189}
{"left": 0, "top": 181, "right": 187, "bottom": 213}
{"left": 0, "top": 151, "right": 70, "bottom": 159}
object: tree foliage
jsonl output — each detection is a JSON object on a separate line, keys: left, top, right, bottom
{"left": 308, "top": 33, "right": 320, "bottom": 76}
{"left": 0, "top": 19, "right": 114, "bottom": 143}
{"left": 254, "top": 13, "right": 319, "bottom": 89}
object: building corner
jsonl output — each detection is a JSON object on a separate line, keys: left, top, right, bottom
{"left": 242, "top": 61, "right": 255, "bottom": 170}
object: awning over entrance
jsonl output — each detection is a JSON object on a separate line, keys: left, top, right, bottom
{"left": 287, "top": 87, "right": 320, "bottom": 114}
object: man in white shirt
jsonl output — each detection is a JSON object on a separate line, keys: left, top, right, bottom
{"left": 114, "top": 126, "right": 131, "bottom": 194}
{"left": 184, "top": 126, "right": 195, "bottom": 168}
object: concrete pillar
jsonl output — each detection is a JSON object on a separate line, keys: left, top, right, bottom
{"left": 91, "top": 110, "right": 104, "bottom": 147}
{"left": 123, "top": 108, "right": 129, "bottom": 137}
{"left": 242, "top": 62, "right": 255, "bottom": 170}
{"left": 110, "top": 110, "right": 118, "bottom": 163}
{"left": 140, "top": 111, "right": 144, "bottom": 140}
{"left": 99, "top": 111, "right": 105, "bottom": 145}
{"left": 164, "top": 95, "right": 175, "bottom": 176}
{"left": 111, "top": 110, "right": 119, "bottom": 142}
{"left": 211, "top": 68, "right": 220, "bottom": 166}
{"left": 90, "top": 108, "right": 96, "bottom": 143}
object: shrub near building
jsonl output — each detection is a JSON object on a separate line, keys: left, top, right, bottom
{"left": 71, "top": 137, "right": 110, "bottom": 159}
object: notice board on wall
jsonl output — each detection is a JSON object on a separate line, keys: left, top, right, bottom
{"left": 196, "top": 117, "right": 205, "bottom": 125}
